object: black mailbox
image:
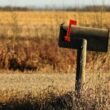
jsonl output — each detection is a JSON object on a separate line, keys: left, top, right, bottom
{"left": 59, "top": 24, "right": 110, "bottom": 52}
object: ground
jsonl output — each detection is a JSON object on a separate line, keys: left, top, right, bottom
{"left": 0, "top": 70, "right": 109, "bottom": 110}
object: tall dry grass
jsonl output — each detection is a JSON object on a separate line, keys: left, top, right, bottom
{"left": 0, "top": 37, "right": 109, "bottom": 73}
{"left": 0, "top": 11, "right": 110, "bottom": 37}
{"left": 0, "top": 11, "right": 109, "bottom": 110}
{"left": 0, "top": 11, "right": 109, "bottom": 72}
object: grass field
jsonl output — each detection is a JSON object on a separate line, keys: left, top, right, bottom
{"left": 0, "top": 11, "right": 109, "bottom": 110}
{"left": 0, "top": 11, "right": 110, "bottom": 37}
{"left": 0, "top": 70, "right": 109, "bottom": 110}
{"left": 0, "top": 11, "right": 109, "bottom": 73}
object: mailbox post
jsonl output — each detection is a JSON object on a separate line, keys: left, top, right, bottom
{"left": 58, "top": 23, "right": 110, "bottom": 96}
{"left": 75, "top": 39, "right": 87, "bottom": 95}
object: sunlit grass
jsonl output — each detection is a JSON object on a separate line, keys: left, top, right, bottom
{"left": 0, "top": 70, "right": 109, "bottom": 109}
{"left": 0, "top": 11, "right": 109, "bottom": 109}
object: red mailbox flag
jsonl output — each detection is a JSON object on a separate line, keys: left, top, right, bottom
{"left": 65, "top": 19, "right": 77, "bottom": 42}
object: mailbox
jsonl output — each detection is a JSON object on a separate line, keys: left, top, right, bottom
{"left": 58, "top": 21, "right": 110, "bottom": 95}
{"left": 59, "top": 24, "right": 110, "bottom": 52}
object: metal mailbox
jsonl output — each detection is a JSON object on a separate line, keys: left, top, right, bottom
{"left": 59, "top": 24, "right": 110, "bottom": 52}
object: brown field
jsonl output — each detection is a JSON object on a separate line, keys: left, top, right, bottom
{"left": 0, "top": 11, "right": 110, "bottom": 37}
{"left": 0, "top": 70, "right": 109, "bottom": 110}
{"left": 0, "top": 11, "right": 109, "bottom": 72}
{"left": 0, "top": 11, "right": 109, "bottom": 110}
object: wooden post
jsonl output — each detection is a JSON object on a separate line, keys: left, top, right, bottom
{"left": 75, "top": 39, "right": 87, "bottom": 96}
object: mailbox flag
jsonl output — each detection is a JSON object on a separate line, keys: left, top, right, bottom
{"left": 65, "top": 19, "right": 77, "bottom": 42}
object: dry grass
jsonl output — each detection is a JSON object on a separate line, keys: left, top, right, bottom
{"left": 0, "top": 11, "right": 109, "bottom": 72}
{"left": 0, "top": 11, "right": 110, "bottom": 37}
{"left": 0, "top": 11, "right": 110, "bottom": 25}
{"left": 0, "top": 70, "right": 109, "bottom": 110}
{"left": 0, "top": 11, "right": 109, "bottom": 109}
{"left": 0, "top": 37, "right": 109, "bottom": 73}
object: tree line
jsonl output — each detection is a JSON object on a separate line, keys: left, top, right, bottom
{"left": 0, "top": 5, "right": 110, "bottom": 11}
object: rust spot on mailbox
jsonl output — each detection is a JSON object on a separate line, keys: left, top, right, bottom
{"left": 59, "top": 24, "right": 110, "bottom": 52}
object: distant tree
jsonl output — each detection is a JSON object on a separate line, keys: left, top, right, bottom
{"left": 0, "top": 5, "right": 109, "bottom": 11}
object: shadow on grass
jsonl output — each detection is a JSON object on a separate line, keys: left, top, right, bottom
{"left": 0, "top": 90, "right": 107, "bottom": 110}
{"left": 0, "top": 92, "right": 73, "bottom": 110}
